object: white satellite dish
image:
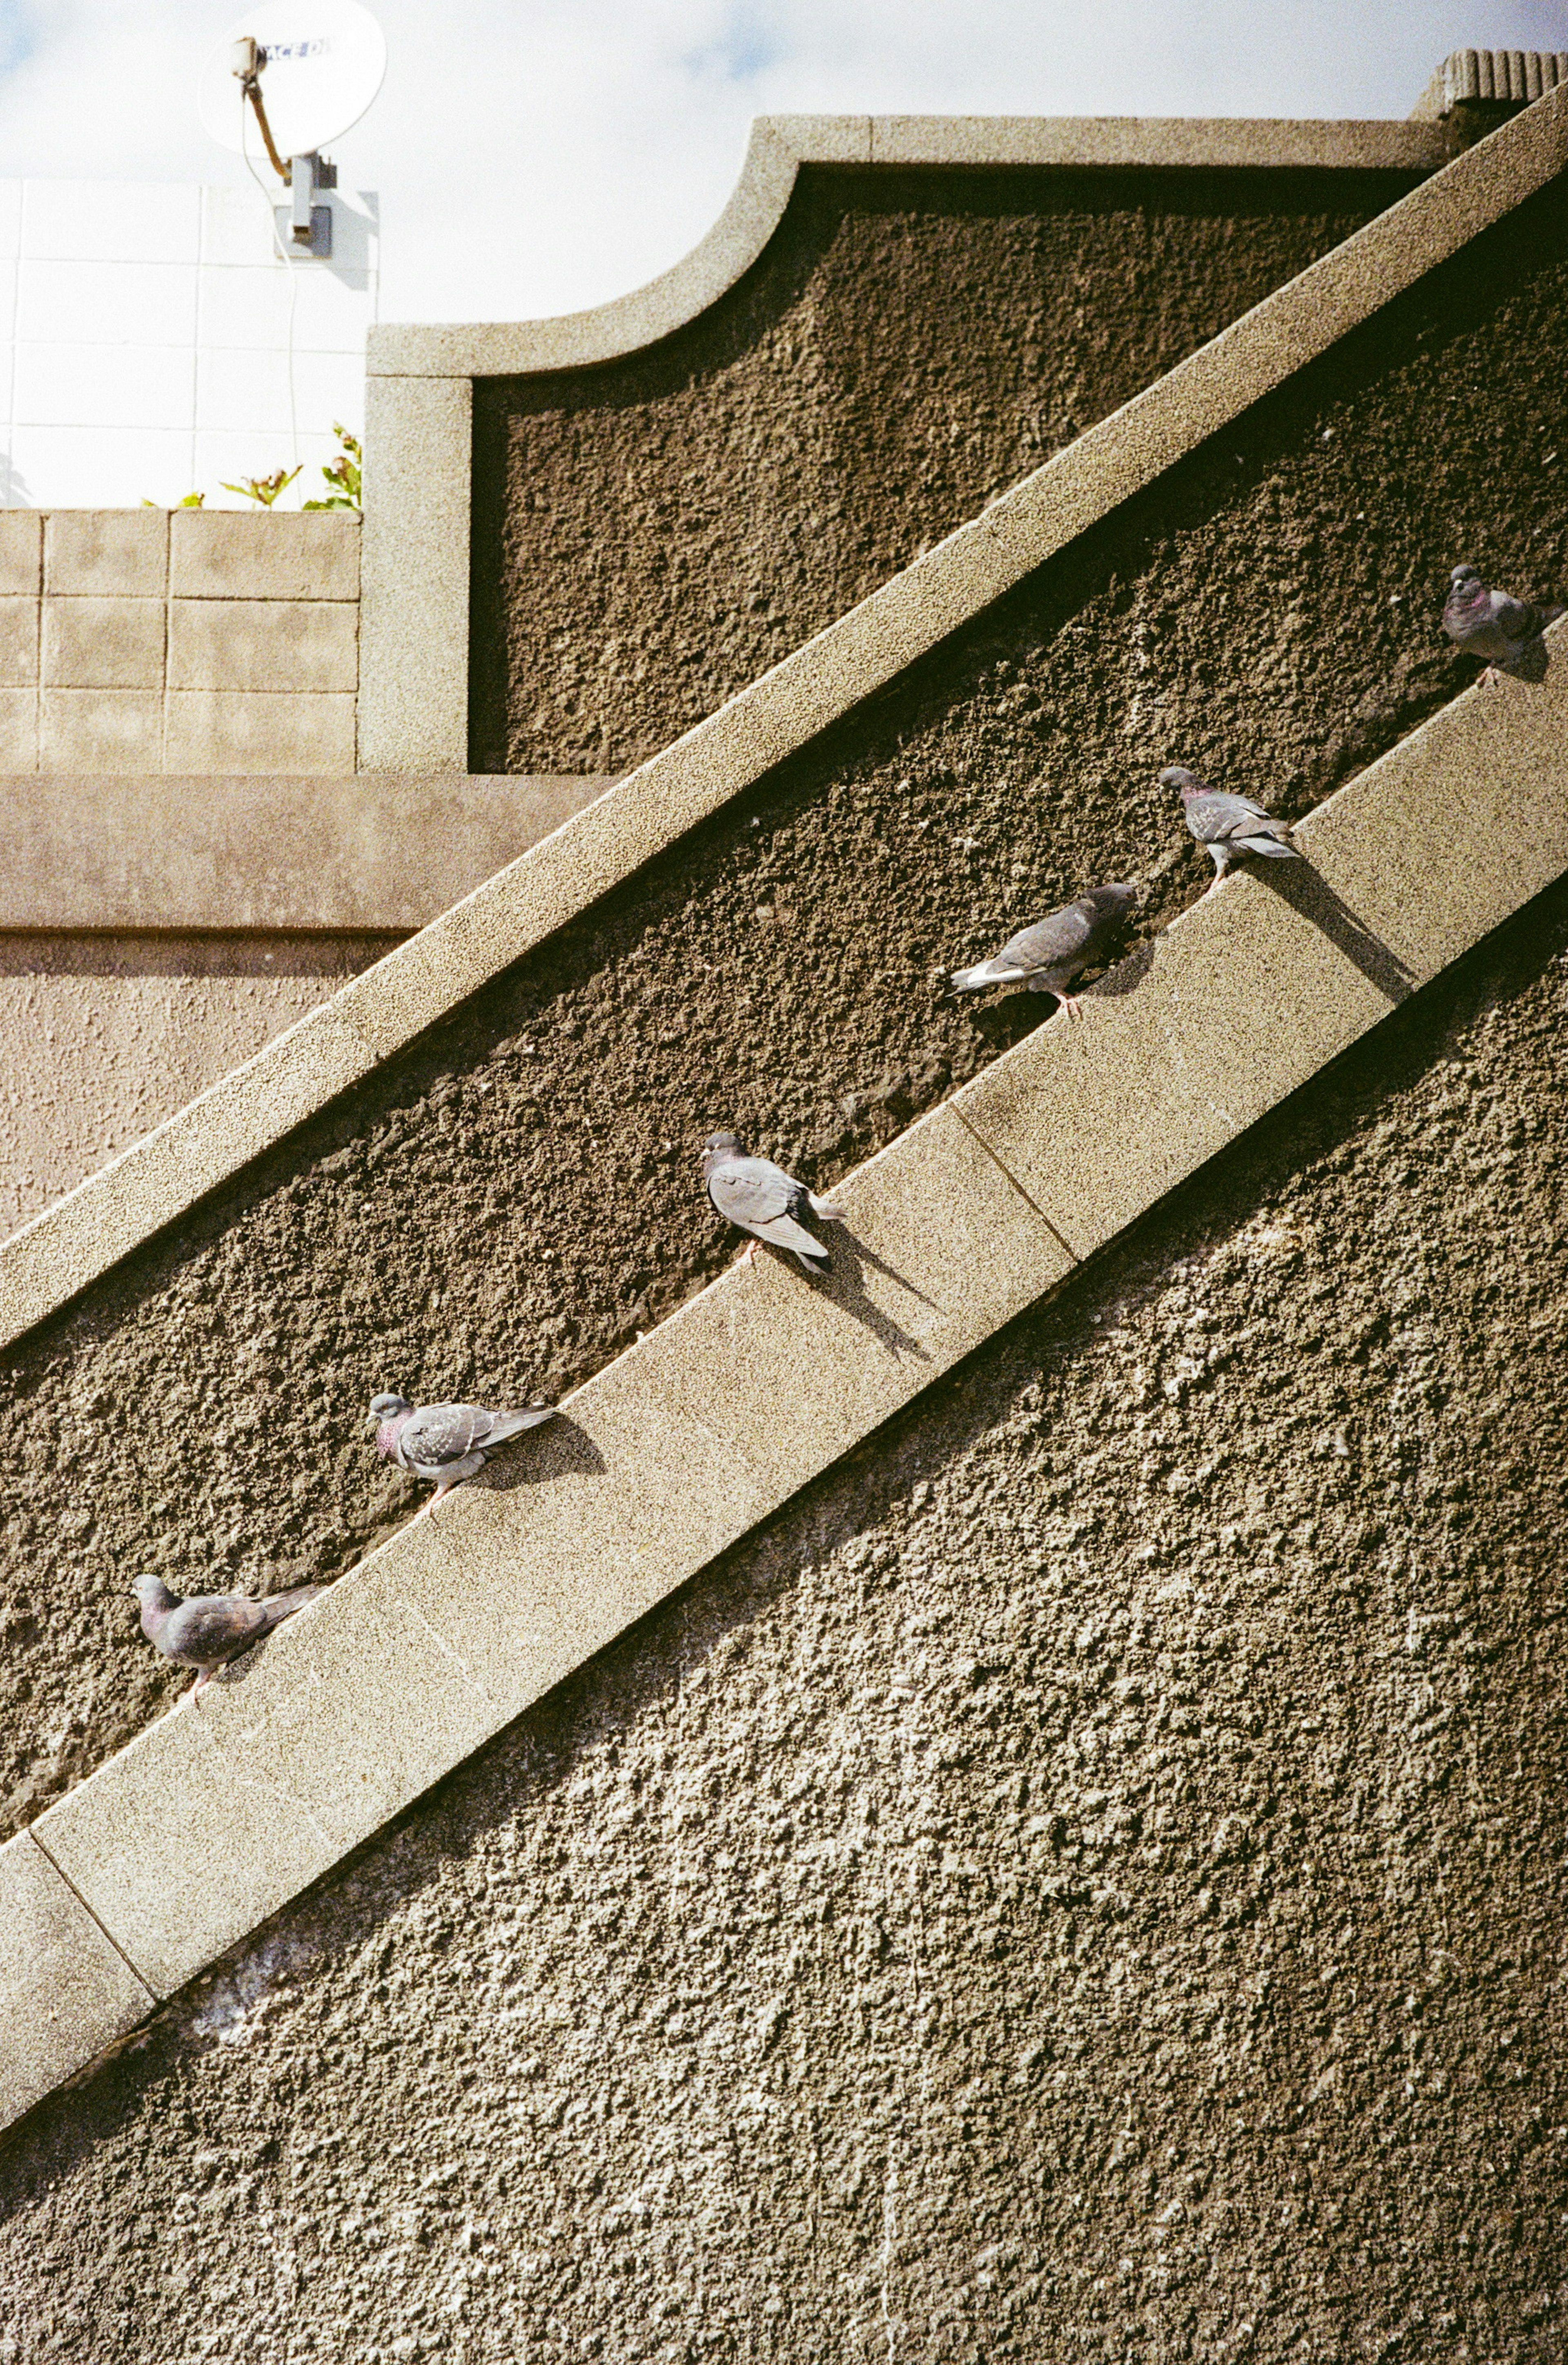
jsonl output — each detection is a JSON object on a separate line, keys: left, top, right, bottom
{"left": 198, "top": 0, "right": 386, "bottom": 159}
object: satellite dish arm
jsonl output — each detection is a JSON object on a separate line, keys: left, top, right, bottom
{"left": 232, "top": 37, "right": 292, "bottom": 181}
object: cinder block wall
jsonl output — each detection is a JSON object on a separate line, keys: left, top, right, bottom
{"left": 0, "top": 507, "right": 359, "bottom": 772}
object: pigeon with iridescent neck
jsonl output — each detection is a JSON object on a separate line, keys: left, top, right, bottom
{"left": 1442, "top": 562, "right": 1562, "bottom": 684}
{"left": 1162, "top": 766, "right": 1301, "bottom": 891}
{"left": 368, "top": 1392, "right": 556, "bottom": 1503}
{"left": 134, "top": 1574, "right": 322, "bottom": 1702}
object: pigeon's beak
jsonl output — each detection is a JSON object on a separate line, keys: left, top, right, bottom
{"left": 363, "top": 1414, "right": 381, "bottom": 1436}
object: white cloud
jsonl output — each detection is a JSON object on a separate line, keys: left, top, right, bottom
{"left": 0, "top": 0, "right": 1559, "bottom": 324}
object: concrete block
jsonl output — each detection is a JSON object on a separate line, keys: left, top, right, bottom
{"left": 165, "top": 690, "right": 356, "bottom": 773}
{"left": 635, "top": 1101, "right": 1074, "bottom": 1503}
{"left": 0, "top": 1831, "right": 154, "bottom": 2131}
{"left": 40, "top": 689, "right": 163, "bottom": 772}
{"left": 42, "top": 595, "right": 165, "bottom": 689}
{"left": 0, "top": 772, "right": 615, "bottom": 933}
{"left": 0, "top": 1001, "right": 381, "bottom": 1345}
{"left": 0, "top": 510, "right": 40, "bottom": 595}
{"left": 0, "top": 688, "right": 37, "bottom": 770}
{"left": 0, "top": 596, "right": 38, "bottom": 687}
{"left": 168, "top": 508, "right": 360, "bottom": 601}
{"left": 357, "top": 374, "right": 470, "bottom": 771}
{"left": 167, "top": 598, "right": 358, "bottom": 693}
{"left": 1297, "top": 625, "right": 1568, "bottom": 982}
{"left": 33, "top": 1686, "right": 342, "bottom": 2000}
{"left": 44, "top": 507, "right": 167, "bottom": 597}
{"left": 952, "top": 880, "right": 1399, "bottom": 1262}
{"left": 404, "top": 1347, "right": 779, "bottom": 1714}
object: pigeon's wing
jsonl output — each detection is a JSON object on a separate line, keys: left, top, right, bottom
{"left": 1186, "top": 791, "right": 1273, "bottom": 844}
{"left": 1492, "top": 590, "right": 1545, "bottom": 643}
{"left": 162, "top": 1592, "right": 278, "bottom": 1666}
{"left": 707, "top": 1156, "right": 796, "bottom": 1231}
{"left": 992, "top": 901, "right": 1096, "bottom": 977}
{"left": 397, "top": 1403, "right": 495, "bottom": 1472}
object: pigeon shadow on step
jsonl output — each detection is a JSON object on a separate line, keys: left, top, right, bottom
{"left": 1086, "top": 935, "right": 1158, "bottom": 1002}
{"left": 1256, "top": 860, "right": 1417, "bottom": 1007}
{"left": 470, "top": 1415, "right": 607, "bottom": 1494}
{"left": 806, "top": 1225, "right": 937, "bottom": 1364}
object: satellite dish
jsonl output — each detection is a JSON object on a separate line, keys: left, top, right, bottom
{"left": 198, "top": 0, "right": 386, "bottom": 158}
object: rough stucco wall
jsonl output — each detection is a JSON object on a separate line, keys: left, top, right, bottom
{"left": 2, "top": 179, "right": 1566, "bottom": 1842}
{"left": 4, "top": 883, "right": 1566, "bottom": 2360}
{"left": 0, "top": 935, "right": 398, "bottom": 1235}
{"left": 469, "top": 163, "right": 1427, "bottom": 775}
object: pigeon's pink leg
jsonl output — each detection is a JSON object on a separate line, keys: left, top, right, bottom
{"left": 180, "top": 1671, "right": 211, "bottom": 1706}
{"left": 743, "top": 1240, "right": 758, "bottom": 1265}
{"left": 1060, "top": 994, "right": 1083, "bottom": 1019}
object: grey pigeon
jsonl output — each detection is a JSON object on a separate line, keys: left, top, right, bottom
{"left": 134, "top": 1574, "right": 322, "bottom": 1701}
{"left": 701, "top": 1132, "right": 845, "bottom": 1273}
{"left": 368, "top": 1392, "right": 557, "bottom": 1501}
{"left": 1161, "top": 766, "right": 1302, "bottom": 891}
{"left": 1442, "top": 562, "right": 1563, "bottom": 683}
{"left": 950, "top": 882, "right": 1137, "bottom": 1015}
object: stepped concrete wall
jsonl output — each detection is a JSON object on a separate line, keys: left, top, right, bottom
{"left": 2, "top": 877, "right": 1565, "bottom": 2360}
{"left": 468, "top": 157, "right": 1432, "bottom": 775}
{"left": 1, "top": 155, "right": 1564, "bottom": 1842}
{"left": 0, "top": 773, "right": 610, "bottom": 1232}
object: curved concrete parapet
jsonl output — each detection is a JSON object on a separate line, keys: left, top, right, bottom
{"left": 359, "top": 109, "right": 1451, "bottom": 771}
{"left": 7, "top": 616, "right": 1568, "bottom": 2124}
{"left": 7, "top": 82, "right": 1566, "bottom": 1352}
{"left": 365, "top": 113, "right": 1448, "bottom": 382}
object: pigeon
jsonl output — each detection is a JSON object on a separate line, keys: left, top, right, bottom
{"left": 367, "top": 1393, "right": 557, "bottom": 1501}
{"left": 134, "top": 1574, "right": 322, "bottom": 1702}
{"left": 1442, "top": 562, "right": 1563, "bottom": 684}
{"left": 1161, "top": 766, "right": 1302, "bottom": 890}
{"left": 701, "top": 1132, "right": 845, "bottom": 1273}
{"left": 950, "top": 882, "right": 1138, "bottom": 1015}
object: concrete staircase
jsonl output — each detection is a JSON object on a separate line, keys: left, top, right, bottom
{"left": 4, "top": 82, "right": 1568, "bottom": 2129}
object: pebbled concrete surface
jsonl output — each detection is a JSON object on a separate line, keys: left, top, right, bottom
{"left": 0, "top": 177, "right": 1566, "bottom": 1843}
{"left": 470, "top": 162, "right": 1428, "bottom": 775}
{"left": 3, "top": 876, "right": 1566, "bottom": 2359}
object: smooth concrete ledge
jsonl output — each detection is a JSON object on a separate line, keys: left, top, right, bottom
{"left": 9, "top": 621, "right": 1568, "bottom": 2124}
{"left": 10, "top": 86, "right": 1566, "bottom": 1336}
{"left": 0, "top": 773, "right": 616, "bottom": 934}
{"left": 358, "top": 107, "right": 1449, "bottom": 770}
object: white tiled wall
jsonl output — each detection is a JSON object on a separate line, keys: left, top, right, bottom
{"left": 0, "top": 179, "right": 377, "bottom": 510}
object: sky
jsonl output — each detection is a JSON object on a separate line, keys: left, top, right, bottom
{"left": 0, "top": 0, "right": 1563, "bottom": 325}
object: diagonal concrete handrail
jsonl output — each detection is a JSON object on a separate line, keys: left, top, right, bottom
{"left": 359, "top": 109, "right": 1448, "bottom": 770}
{"left": 6, "top": 623, "right": 1567, "bottom": 2131}
{"left": 4, "top": 87, "right": 1564, "bottom": 1357}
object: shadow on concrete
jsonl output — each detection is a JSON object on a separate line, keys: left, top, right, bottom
{"left": 472, "top": 1415, "right": 607, "bottom": 1493}
{"left": 818, "top": 1224, "right": 937, "bottom": 1365}
{"left": 1259, "top": 861, "right": 1417, "bottom": 1005}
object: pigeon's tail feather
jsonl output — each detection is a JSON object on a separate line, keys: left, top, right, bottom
{"left": 950, "top": 958, "right": 1025, "bottom": 993}
{"left": 807, "top": 1192, "right": 846, "bottom": 1222}
{"left": 488, "top": 1406, "right": 557, "bottom": 1443}
{"left": 258, "top": 1584, "right": 324, "bottom": 1633}
{"left": 755, "top": 1212, "right": 831, "bottom": 1267}
{"left": 1234, "top": 834, "right": 1301, "bottom": 860}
